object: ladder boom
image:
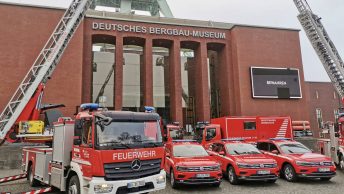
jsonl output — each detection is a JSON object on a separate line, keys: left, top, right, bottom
{"left": 0, "top": 0, "right": 93, "bottom": 140}
{"left": 293, "top": 0, "right": 344, "bottom": 98}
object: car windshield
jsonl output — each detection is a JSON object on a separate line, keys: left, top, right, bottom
{"left": 173, "top": 144, "right": 209, "bottom": 157}
{"left": 279, "top": 143, "right": 311, "bottom": 154}
{"left": 169, "top": 128, "right": 183, "bottom": 140}
{"left": 96, "top": 120, "right": 162, "bottom": 149}
{"left": 226, "top": 143, "right": 261, "bottom": 155}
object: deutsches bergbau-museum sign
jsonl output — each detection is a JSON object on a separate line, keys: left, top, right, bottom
{"left": 92, "top": 22, "right": 226, "bottom": 39}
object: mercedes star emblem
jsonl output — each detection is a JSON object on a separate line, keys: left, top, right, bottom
{"left": 131, "top": 159, "right": 142, "bottom": 171}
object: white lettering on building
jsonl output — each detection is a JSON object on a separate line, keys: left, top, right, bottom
{"left": 113, "top": 151, "right": 157, "bottom": 160}
{"left": 266, "top": 81, "right": 287, "bottom": 86}
{"left": 92, "top": 22, "right": 226, "bottom": 39}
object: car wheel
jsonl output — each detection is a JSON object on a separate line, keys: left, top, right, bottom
{"left": 227, "top": 166, "right": 240, "bottom": 185}
{"left": 339, "top": 154, "right": 344, "bottom": 170}
{"left": 27, "top": 165, "right": 40, "bottom": 187}
{"left": 170, "top": 170, "right": 179, "bottom": 189}
{"left": 283, "top": 164, "right": 297, "bottom": 182}
{"left": 67, "top": 175, "right": 80, "bottom": 194}
{"left": 212, "top": 182, "right": 221, "bottom": 187}
{"left": 320, "top": 177, "right": 331, "bottom": 181}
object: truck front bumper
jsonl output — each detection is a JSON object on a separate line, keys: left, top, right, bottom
{"left": 87, "top": 170, "right": 166, "bottom": 194}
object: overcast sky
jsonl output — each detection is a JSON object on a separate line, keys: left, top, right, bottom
{"left": 1, "top": 0, "right": 343, "bottom": 82}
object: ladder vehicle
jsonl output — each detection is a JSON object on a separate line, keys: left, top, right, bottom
{"left": 207, "top": 139, "right": 279, "bottom": 185}
{"left": 257, "top": 138, "right": 336, "bottom": 182}
{"left": 164, "top": 140, "right": 222, "bottom": 188}
{"left": 0, "top": 0, "right": 167, "bottom": 193}
{"left": 293, "top": 0, "right": 344, "bottom": 168}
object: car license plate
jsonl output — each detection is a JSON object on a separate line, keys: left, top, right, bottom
{"left": 196, "top": 173, "right": 210, "bottom": 178}
{"left": 127, "top": 180, "right": 145, "bottom": 188}
{"left": 257, "top": 170, "right": 270, "bottom": 175}
{"left": 318, "top": 168, "right": 330, "bottom": 172}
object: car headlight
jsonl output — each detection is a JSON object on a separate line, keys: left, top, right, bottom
{"left": 94, "top": 184, "right": 113, "bottom": 193}
{"left": 213, "top": 164, "right": 221, "bottom": 171}
{"left": 176, "top": 166, "right": 188, "bottom": 171}
{"left": 296, "top": 161, "right": 314, "bottom": 166}
{"left": 156, "top": 175, "right": 166, "bottom": 184}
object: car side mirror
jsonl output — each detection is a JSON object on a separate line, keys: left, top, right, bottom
{"left": 219, "top": 151, "right": 225, "bottom": 156}
{"left": 74, "top": 139, "right": 81, "bottom": 146}
{"left": 166, "top": 153, "right": 170, "bottom": 158}
{"left": 271, "top": 150, "right": 279, "bottom": 155}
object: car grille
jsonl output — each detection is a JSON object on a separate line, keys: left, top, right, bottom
{"left": 299, "top": 161, "right": 333, "bottom": 167}
{"left": 183, "top": 166, "right": 218, "bottom": 172}
{"left": 104, "top": 159, "right": 161, "bottom": 181}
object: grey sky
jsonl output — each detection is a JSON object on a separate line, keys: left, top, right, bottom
{"left": 1, "top": 0, "right": 343, "bottom": 82}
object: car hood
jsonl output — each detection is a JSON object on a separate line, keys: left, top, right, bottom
{"left": 232, "top": 154, "right": 276, "bottom": 164}
{"left": 173, "top": 156, "right": 219, "bottom": 166}
{"left": 283, "top": 152, "right": 332, "bottom": 162}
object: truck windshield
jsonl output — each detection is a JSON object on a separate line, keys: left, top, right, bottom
{"left": 96, "top": 121, "right": 162, "bottom": 149}
{"left": 279, "top": 143, "right": 311, "bottom": 154}
{"left": 226, "top": 143, "right": 261, "bottom": 155}
{"left": 173, "top": 144, "right": 209, "bottom": 157}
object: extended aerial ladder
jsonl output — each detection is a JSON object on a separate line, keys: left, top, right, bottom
{"left": 293, "top": 0, "right": 344, "bottom": 168}
{"left": 293, "top": 0, "right": 344, "bottom": 98}
{"left": 0, "top": 0, "right": 93, "bottom": 144}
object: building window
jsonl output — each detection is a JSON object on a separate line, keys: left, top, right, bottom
{"left": 334, "top": 91, "right": 337, "bottom": 99}
{"left": 334, "top": 109, "right": 339, "bottom": 121}
{"left": 316, "top": 108, "right": 323, "bottom": 128}
{"left": 315, "top": 91, "right": 319, "bottom": 99}
{"left": 244, "top": 122, "right": 256, "bottom": 130}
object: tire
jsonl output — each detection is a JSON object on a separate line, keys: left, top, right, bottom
{"left": 283, "top": 164, "right": 297, "bottom": 182}
{"left": 27, "top": 165, "right": 40, "bottom": 187}
{"left": 266, "top": 179, "right": 277, "bottom": 183}
{"left": 67, "top": 175, "right": 81, "bottom": 194}
{"left": 212, "top": 182, "right": 221, "bottom": 187}
{"left": 170, "top": 170, "right": 179, "bottom": 189}
{"left": 339, "top": 154, "right": 344, "bottom": 170}
{"left": 320, "top": 177, "right": 332, "bottom": 181}
{"left": 227, "top": 166, "right": 240, "bottom": 185}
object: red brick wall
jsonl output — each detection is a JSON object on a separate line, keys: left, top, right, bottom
{"left": 0, "top": 4, "right": 84, "bottom": 117}
{"left": 230, "top": 26, "right": 310, "bottom": 122}
{"left": 306, "top": 82, "right": 341, "bottom": 137}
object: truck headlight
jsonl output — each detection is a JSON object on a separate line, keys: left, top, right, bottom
{"left": 94, "top": 184, "right": 113, "bottom": 193}
{"left": 156, "top": 175, "right": 166, "bottom": 184}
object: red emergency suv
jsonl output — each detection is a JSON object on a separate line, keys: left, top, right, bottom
{"left": 257, "top": 138, "right": 336, "bottom": 182}
{"left": 164, "top": 140, "right": 222, "bottom": 188}
{"left": 207, "top": 140, "right": 279, "bottom": 184}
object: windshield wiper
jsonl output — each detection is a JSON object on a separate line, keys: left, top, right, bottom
{"left": 234, "top": 150, "right": 241, "bottom": 155}
{"left": 104, "top": 141, "right": 132, "bottom": 149}
{"left": 135, "top": 140, "right": 162, "bottom": 147}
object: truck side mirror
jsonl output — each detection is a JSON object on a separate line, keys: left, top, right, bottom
{"left": 166, "top": 153, "right": 170, "bottom": 158}
{"left": 74, "top": 139, "right": 81, "bottom": 145}
{"left": 219, "top": 151, "right": 225, "bottom": 156}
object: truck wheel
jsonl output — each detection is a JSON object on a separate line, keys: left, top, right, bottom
{"left": 27, "top": 165, "right": 40, "bottom": 187}
{"left": 283, "top": 164, "right": 297, "bottom": 182}
{"left": 170, "top": 170, "right": 179, "bottom": 189}
{"left": 67, "top": 175, "right": 80, "bottom": 194}
{"left": 227, "top": 166, "right": 240, "bottom": 185}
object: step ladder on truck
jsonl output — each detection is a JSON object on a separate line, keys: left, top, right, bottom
{"left": 0, "top": 0, "right": 167, "bottom": 194}
{"left": 293, "top": 0, "right": 344, "bottom": 169}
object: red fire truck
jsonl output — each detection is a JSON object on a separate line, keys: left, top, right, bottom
{"left": 193, "top": 116, "right": 292, "bottom": 146}
{"left": 206, "top": 139, "right": 279, "bottom": 184}
{"left": 21, "top": 104, "right": 166, "bottom": 194}
{"left": 257, "top": 138, "right": 336, "bottom": 182}
{"left": 164, "top": 140, "right": 222, "bottom": 188}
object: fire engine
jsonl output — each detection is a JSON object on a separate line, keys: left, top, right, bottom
{"left": 207, "top": 139, "right": 279, "bottom": 184}
{"left": 164, "top": 140, "right": 222, "bottom": 188}
{"left": 193, "top": 116, "right": 292, "bottom": 146}
{"left": 257, "top": 138, "right": 336, "bottom": 182}
{"left": 0, "top": 0, "right": 167, "bottom": 193}
{"left": 293, "top": 0, "right": 344, "bottom": 169}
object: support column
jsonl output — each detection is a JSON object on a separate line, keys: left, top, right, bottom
{"left": 169, "top": 41, "right": 183, "bottom": 124}
{"left": 82, "top": 35, "right": 92, "bottom": 103}
{"left": 142, "top": 38, "right": 153, "bottom": 106}
{"left": 218, "top": 45, "right": 231, "bottom": 116}
{"left": 194, "top": 42, "right": 210, "bottom": 122}
{"left": 114, "top": 36, "right": 123, "bottom": 110}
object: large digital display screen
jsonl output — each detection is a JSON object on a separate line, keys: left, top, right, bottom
{"left": 250, "top": 67, "right": 302, "bottom": 99}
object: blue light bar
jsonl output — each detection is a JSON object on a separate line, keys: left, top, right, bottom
{"left": 144, "top": 106, "right": 155, "bottom": 113}
{"left": 80, "top": 103, "right": 99, "bottom": 111}
{"left": 269, "top": 138, "right": 292, "bottom": 141}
